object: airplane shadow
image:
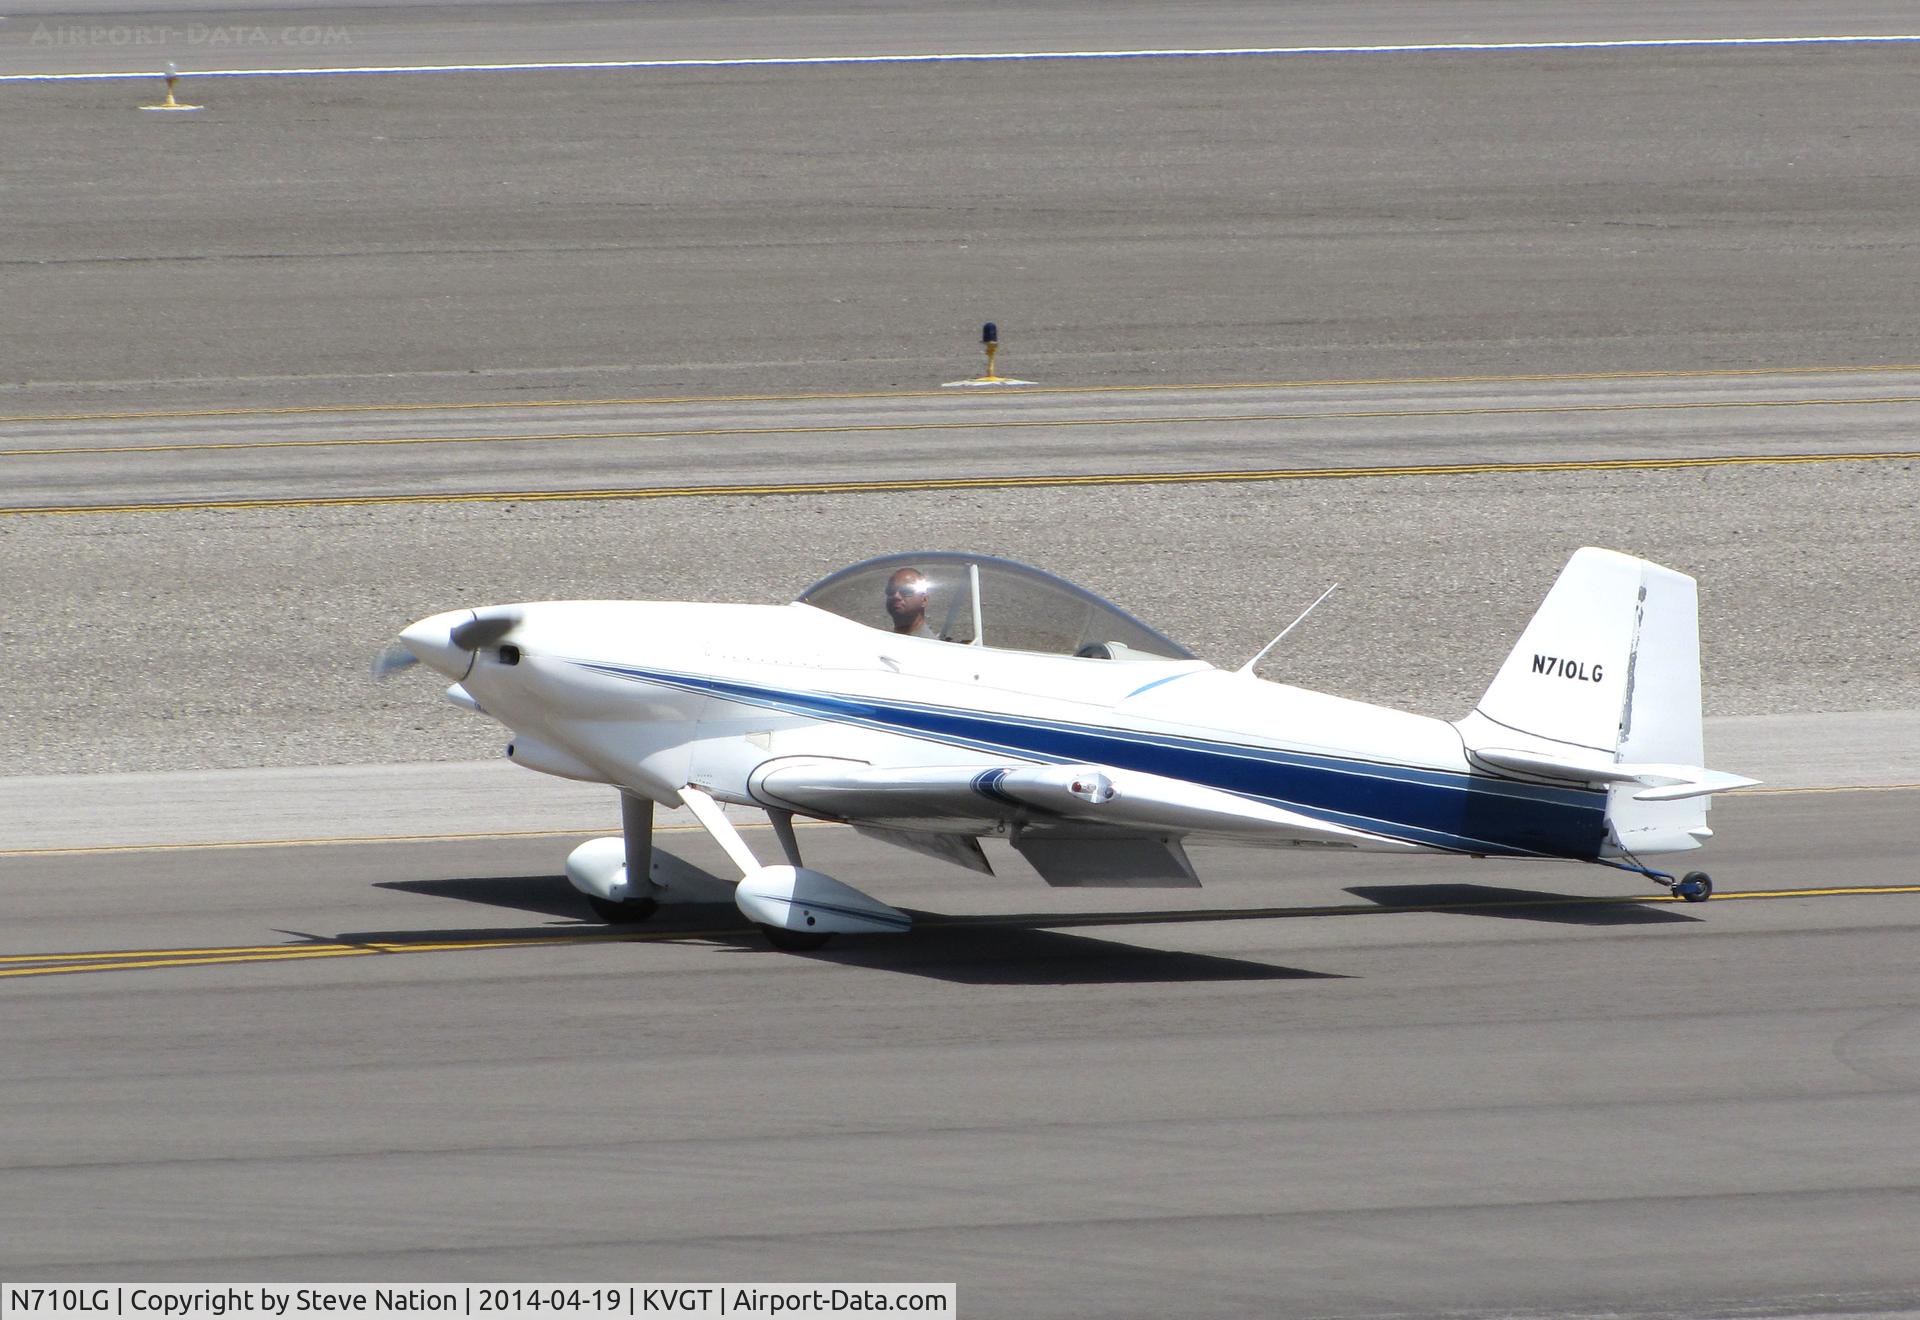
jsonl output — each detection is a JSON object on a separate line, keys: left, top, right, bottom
{"left": 786, "top": 917, "right": 1343, "bottom": 985}
{"left": 1342, "top": 882, "right": 1701, "bottom": 925}
{"left": 361, "top": 874, "right": 1339, "bottom": 985}
{"left": 377, "top": 875, "right": 594, "bottom": 921}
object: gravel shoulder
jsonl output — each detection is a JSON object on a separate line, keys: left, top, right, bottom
{"left": 3, "top": 458, "right": 1913, "bottom": 775}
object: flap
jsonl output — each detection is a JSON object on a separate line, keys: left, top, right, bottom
{"left": 852, "top": 824, "right": 995, "bottom": 875}
{"left": 1013, "top": 832, "right": 1200, "bottom": 888}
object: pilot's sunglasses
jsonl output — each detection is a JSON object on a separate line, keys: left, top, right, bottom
{"left": 886, "top": 584, "right": 928, "bottom": 598}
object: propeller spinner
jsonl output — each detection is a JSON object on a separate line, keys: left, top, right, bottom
{"left": 371, "top": 607, "right": 521, "bottom": 681}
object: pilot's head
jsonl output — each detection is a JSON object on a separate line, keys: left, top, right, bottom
{"left": 885, "top": 568, "right": 931, "bottom": 634}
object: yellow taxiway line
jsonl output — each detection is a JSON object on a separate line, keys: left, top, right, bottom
{"left": 5, "top": 448, "right": 1917, "bottom": 518}
{"left": 5, "top": 392, "right": 1918, "bottom": 460}
{"left": 4, "top": 881, "right": 1918, "bottom": 980}
{"left": 0, "top": 936, "right": 615, "bottom": 979}
{"left": 1738, "top": 782, "right": 1920, "bottom": 796}
{"left": 5, "top": 362, "right": 1918, "bottom": 426}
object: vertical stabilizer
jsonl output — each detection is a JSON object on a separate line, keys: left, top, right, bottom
{"left": 1470, "top": 548, "right": 1653, "bottom": 754}
{"left": 1456, "top": 548, "right": 1728, "bottom": 857}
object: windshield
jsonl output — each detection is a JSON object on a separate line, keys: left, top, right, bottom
{"left": 797, "top": 553, "right": 1194, "bottom": 660}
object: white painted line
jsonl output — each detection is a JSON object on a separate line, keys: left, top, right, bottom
{"left": 5, "top": 34, "right": 1920, "bottom": 83}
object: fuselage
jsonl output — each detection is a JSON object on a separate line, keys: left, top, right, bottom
{"left": 413, "top": 600, "right": 1610, "bottom": 863}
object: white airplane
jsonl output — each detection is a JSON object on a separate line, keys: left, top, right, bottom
{"left": 377, "top": 548, "right": 1758, "bottom": 949}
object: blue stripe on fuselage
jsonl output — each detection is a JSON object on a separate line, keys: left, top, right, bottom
{"left": 576, "top": 661, "right": 1608, "bottom": 860}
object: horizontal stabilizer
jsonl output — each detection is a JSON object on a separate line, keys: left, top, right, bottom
{"left": 1472, "top": 747, "right": 1760, "bottom": 801}
{"left": 1629, "top": 769, "right": 1763, "bottom": 802}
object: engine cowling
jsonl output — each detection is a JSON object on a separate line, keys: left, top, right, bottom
{"left": 507, "top": 736, "right": 603, "bottom": 782}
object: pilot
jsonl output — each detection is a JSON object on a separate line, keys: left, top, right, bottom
{"left": 884, "top": 568, "right": 935, "bottom": 636}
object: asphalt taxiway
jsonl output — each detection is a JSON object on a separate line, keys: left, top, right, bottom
{"left": 3, "top": 788, "right": 1918, "bottom": 1319}
{"left": 6, "top": 27, "right": 1920, "bottom": 413}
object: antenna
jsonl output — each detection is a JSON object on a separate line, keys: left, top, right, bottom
{"left": 1236, "top": 583, "right": 1337, "bottom": 676}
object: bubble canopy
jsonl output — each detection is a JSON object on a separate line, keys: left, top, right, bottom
{"left": 796, "top": 552, "right": 1195, "bottom": 661}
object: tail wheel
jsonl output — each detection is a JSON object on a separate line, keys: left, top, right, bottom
{"left": 587, "top": 895, "right": 659, "bottom": 924}
{"left": 1671, "top": 872, "right": 1713, "bottom": 903}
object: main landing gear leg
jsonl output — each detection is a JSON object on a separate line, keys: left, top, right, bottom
{"left": 677, "top": 786, "right": 833, "bottom": 951}
{"left": 767, "top": 808, "right": 804, "bottom": 867}
{"left": 586, "top": 792, "right": 662, "bottom": 923}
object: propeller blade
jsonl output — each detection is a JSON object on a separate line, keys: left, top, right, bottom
{"left": 370, "top": 639, "right": 420, "bottom": 681}
{"left": 450, "top": 611, "right": 519, "bottom": 651}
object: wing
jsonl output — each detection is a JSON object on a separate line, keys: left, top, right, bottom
{"left": 751, "top": 758, "right": 1403, "bottom": 849}
{"left": 752, "top": 758, "right": 1402, "bottom": 887}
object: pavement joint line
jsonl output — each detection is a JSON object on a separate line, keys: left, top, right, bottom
{"left": 0, "top": 827, "right": 614, "bottom": 858}
{"left": 8, "top": 393, "right": 1919, "bottom": 460}
{"left": 6, "top": 34, "right": 1920, "bottom": 83}
{"left": 6, "top": 449, "right": 1916, "bottom": 517}
{"left": 0, "top": 817, "right": 804, "bottom": 858}
{"left": 5, "top": 363, "right": 1917, "bottom": 426}
{"left": 7, "top": 883, "right": 1920, "bottom": 979}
